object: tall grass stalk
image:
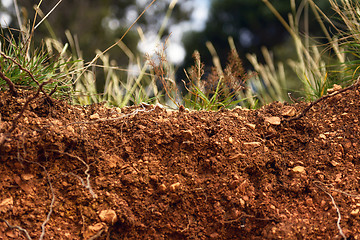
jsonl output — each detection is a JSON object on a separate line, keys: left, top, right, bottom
{"left": 75, "top": 0, "right": 158, "bottom": 85}
{"left": 72, "top": 0, "right": 183, "bottom": 107}
{"left": 246, "top": 47, "right": 287, "bottom": 105}
{"left": 181, "top": 45, "right": 252, "bottom": 110}
{"left": 327, "top": 0, "right": 360, "bottom": 81}
{"left": 260, "top": 0, "right": 347, "bottom": 101}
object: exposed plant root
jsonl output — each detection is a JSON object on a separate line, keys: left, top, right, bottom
{"left": 36, "top": 162, "right": 55, "bottom": 240}
{"left": 0, "top": 160, "right": 55, "bottom": 240}
{"left": 286, "top": 76, "right": 360, "bottom": 122}
{"left": 0, "top": 79, "right": 52, "bottom": 147}
{"left": 314, "top": 181, "right": 348, "bottom": 240}
{"left": 87, "top": 229, "right": 105, "bottom": 240}
{"left": 64, "top": 103, "right": 156, "bottom": 127}
{"left": 0, "top": 68, "right": 18, "bottom": 96}
{"left": 0, "top": 219, "right": 32, "bottom": 240}
{"left": 49, "top": 150, "right": 97, "bottom": 199}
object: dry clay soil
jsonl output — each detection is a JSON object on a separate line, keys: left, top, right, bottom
{"left": 0, "top": 87, "right": 360, "bottom": 240}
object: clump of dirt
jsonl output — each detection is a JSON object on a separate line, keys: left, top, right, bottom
{"left": 0, "top": 87, "right": 359, "bottom": 239}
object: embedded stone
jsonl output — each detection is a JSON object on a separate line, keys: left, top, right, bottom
{"left": 90, "top": 113, "right": 100, "bottom": 120}
{"left": 264, "top": 116, "right": 281, "bottom": 125}
{"left": 169, "top": 182, "right": 181, "bottom": 192}
{"left": 99, "top": 209, "right": 118, "bottom": 225}
{"left": 281, "top": 106, "right": 296, "bottom": 117}
{"left": 292, "top": 166, "right": 305, "bottom": 173}
{"left": 327, "top": 84, "right": 342, "bottom": 94}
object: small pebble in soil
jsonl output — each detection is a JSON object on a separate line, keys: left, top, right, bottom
{"left": 210, "top": 232, "right": 220, "bottom": 239}
{"left": 281, "top": 106, "right": 296, "bottom": 117}
{"left": 90, "top": 113, "right": 100, "bottom": 120}
{"left": 264, "top": 116, "right": 281, "bottom": 125}
{"left": 305, "top": 198, "right": 314, "bottom": 207}
{"left": 84, "top": 223, "right": 106, "bottom": 239}
{"left": 243, "top": 142, "right": 261, "bottom": 148}
{"left": 169, "top": 182, "right": 181, "bottom": 192}
{"left": 327, "top": 84, "right": 342, "bottom": 93}
{"left": 158, "top": 184, "right": 167, "bottom": 192}
{"left": 350, "top": 208, "right": 360, "bottom": 216}
{"left": 239, "top": 198, "right": 246, "bottom": 207}
{"left": 245, "top": 123, "right": 256, "bottom": 129}
{"left": 99, "top": 209, "right": 118, "bottom": 225}
{"left": 21, "top": 173, "right": 34, "bottom": 181}
{"left": 5, "top": 230, "right": 18, "bottom": 238}
{"left": 292, "top": 166, "right": 305, "bottom": 174}
{"left": 229, "top": 180, "right": 240, "bottom": 190}
{"left": 0, "top": 197, "right": 13, "bottom": 213}
{"left": 66, "top": 125, "right": 75, "bottom": 133}
{"left": 319, "top": 134, "right": 326, "bottom": 139}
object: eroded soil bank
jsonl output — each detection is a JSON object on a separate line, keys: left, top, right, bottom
{"left": 0, "top": 87, "right": 360, "bottom": 239}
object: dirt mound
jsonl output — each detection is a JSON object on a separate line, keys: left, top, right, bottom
{"left": 0, "top": 87, "right": 360, "bottom": 239}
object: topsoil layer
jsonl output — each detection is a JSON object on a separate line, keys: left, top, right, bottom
{"left": 0, "top": 86, "right": 359, "bottom": 240}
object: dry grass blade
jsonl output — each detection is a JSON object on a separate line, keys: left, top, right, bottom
{"left": 183, "top": 48, "right": 250, "bottom": 110}
{"left": 314, "top": 181, "right": 347, "bottom": 240}
{"left": 76, "top": 0, "right": 158, "bottom": 84}
{"left": 146, "top": 41, "right": 180, "bottom": 108}
{"left": 34, "top": 0, "right": 63, "bottom": 30}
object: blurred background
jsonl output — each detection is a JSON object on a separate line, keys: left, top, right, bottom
{"left": 0, "top": 0, "right": 342, "bottom": 107}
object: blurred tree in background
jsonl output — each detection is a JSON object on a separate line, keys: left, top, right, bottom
{"left": 12, "top": 0, "right": 191, "bottom": 64}
{"left": 181, "top": 0, "right": 336, "bottom": 72}
{"left": 0, "top": 0, "right": 338, "bottom": 96}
